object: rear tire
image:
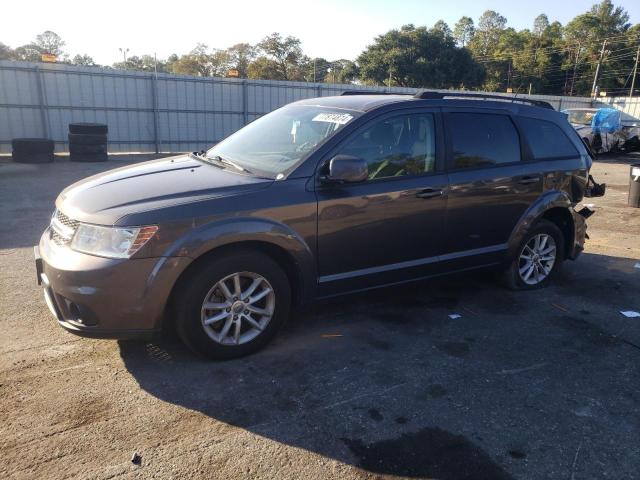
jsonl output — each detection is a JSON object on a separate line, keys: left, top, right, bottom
{"left": 12, "top": 151, "right": 54, "bottom": 164}
{"left": 175, "top": 249, "right": 291, "bottom": 360}
{"left": 503, "top": 219, "right": 564, "bottom": 290}
{"left": 12, "top": 138, "right": 54, "bottom": 163}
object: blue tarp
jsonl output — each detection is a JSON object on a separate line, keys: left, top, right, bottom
{"left": 591, "top": 108, "right": 622, "bottom": 134}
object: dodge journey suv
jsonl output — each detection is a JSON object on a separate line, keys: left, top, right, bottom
{"left": 35, "top": 91, "right": 605, "bottom": 359}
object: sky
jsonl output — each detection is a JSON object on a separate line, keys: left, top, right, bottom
{"left": 3, "top": 0, "right": 640, "bottom": 65}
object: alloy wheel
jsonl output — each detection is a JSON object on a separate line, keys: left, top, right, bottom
{"left": 200, "top": 271, "right": 275, "bottom": 345}
{"left": 518, "top": 233, "right": 557, "bottom": 285}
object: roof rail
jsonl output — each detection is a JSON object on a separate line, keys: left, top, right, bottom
{"left": 340, "top": 90, "right": 411, "bottom": 96}
{"left": 413, "top": 90, "right": 555, "bottom": 110}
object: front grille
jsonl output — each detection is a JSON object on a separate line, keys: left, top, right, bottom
{"left": 55, "top": 210, "right": 79, "bottom": 230}
{"left": 50, "top": 209, "right": 79, "bottom": 246}
{"left": 51, "top": 229, "right": 69, "bottom": 246}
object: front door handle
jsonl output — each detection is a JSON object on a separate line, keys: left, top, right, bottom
{"left": 518, "top": 176, "right": 540, "bottom": 185}
{"left": 416, "top": 188, "right": 443, "bottom": 199}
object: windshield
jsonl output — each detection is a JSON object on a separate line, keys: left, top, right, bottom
{"left": 206, "top": 104, "right": 360, "bottom": 178}
{"left": 565, "top": 110, "right": 596, "bottom": 126}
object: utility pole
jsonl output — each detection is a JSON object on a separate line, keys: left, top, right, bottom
{"left": 119, "top": 47, "right": 129, "bottom": 63}
{"left": 570, "top": 44, "right": 581, "bottom": 96}
{"left": 507, "top": 60, "right": 512, "bottom": 91}
{"left": 313, "top": 58, "right": 316, "bottom": 83}
{"left": 630, "top": 44, "right": 640, "bottom": 97}
{"left": 528, "top": 83, "right": 532, "bottom": 95}
{"left": 591, "top": 39, "right": 607, "bottom": 98}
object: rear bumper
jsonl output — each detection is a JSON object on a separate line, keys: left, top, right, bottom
{"left": 36, "top": 229, "right": 190, "bottom": 338}
{"left": 567, "top": 207, "right": 591, "bottom": 260}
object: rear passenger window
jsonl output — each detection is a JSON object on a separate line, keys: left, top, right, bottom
{"left": 448, "top": 113, "right": 520, "bottom": 169}
{"left": 518, "top": 117, "right": 579, "bottom": 159}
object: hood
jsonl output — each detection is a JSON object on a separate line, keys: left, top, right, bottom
{"left": 57, "top": 154, "right": 273, "bottom": 225}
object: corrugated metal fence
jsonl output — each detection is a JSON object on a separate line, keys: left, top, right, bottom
{"left": 1, "top": 60, "right": 639, "bottom": 154}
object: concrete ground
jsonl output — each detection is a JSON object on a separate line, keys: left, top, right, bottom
{"left": 1, "top": 153, "right": 639, "bottom": 480}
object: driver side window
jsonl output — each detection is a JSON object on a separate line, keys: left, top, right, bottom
{"left": 337, "top": 113, "right": 436, "bottom": 180}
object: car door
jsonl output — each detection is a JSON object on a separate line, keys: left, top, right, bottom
{"left": 442, "top": 109, "right": 543, "bottom": 266}
{"left": 315, "top": 109, "right": 448, "bottom": 295}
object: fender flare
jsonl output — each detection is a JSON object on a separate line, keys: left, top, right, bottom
{"left": 164, "top": 216, "right": 317, "bottom": 304}
{"left": 507, "top": 190, "right": 574, "bottom": 259}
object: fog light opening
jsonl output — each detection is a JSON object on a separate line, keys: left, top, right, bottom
{"left": 69, "top": 302, "right": 82, "bottom": 323}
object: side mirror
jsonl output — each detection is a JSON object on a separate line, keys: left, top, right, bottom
{"left": 321, "top": 155, "right": 368, "bottom": 184}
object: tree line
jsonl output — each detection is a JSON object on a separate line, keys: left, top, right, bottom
{"left": 1, "top": 0, "right": 639, "bottom": 96}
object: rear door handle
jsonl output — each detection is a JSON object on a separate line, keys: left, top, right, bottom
{"left": 518, "top": 176, "right": 540, "bottom": 185}
{"left": 416, "top": 188, "right": 443, "bottom": 199}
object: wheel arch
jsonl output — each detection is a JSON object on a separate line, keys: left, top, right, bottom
{"left": 507, "top": 191, "right": 575, "bottom": 260}
{"left": 160, "top": 218, "right": 316, "bottom": 332}
{"left": 540, "top": 207, "right": 574, "bottom": 259}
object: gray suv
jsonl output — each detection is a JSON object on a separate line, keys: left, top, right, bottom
{"left": 35, "top": 91, "right": 605, "bottom": 359}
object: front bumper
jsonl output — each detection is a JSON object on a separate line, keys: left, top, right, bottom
{"left": 36, "top": 228, "right": 190, "bottom": 338}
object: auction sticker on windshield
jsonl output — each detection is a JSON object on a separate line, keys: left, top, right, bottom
{"left": 312, "top": 113, "right": 353, "bottom": 125}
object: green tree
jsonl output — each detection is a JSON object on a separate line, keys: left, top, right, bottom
{"left": 329, "top": 59, "right": 359, "bottom": 84}
{"left": 71, "top": 54, "right": 96, "bottom": 66}
{"left": 453, "top": 16, "right": 475, "bottom": 47}
{"left": 357, "top": 24, "right": 484, "bottom": 88}
{"left": 165, "top": 44, "right": 231, "bottom": 77}
{"left": 247, "top": 56, "right": 281, "bottom": 80}
{"left": 309, "top": 57, "right": 329, "bottom": 82}
{"left": 252, "top": 33, "right": 307, "bottom": 80}
{"left": 35, "top": 30, "right": 65, "bottom": 56}
{"left": 12, "top": 44, "right": 41, "bottom": 61}
{"left": 468, "top": 11, "right": 509, "bottom": 90}
{"left": 0, "top": 42, "right": 13, "bottom": 60}
{"left": 165, "top": 54, "right": 180, "bottom": 72}
{"left": 317, "top": 59, "right": 359, "bottom": 84}
{"left": 471, "top": 10, "right": 507, "bottom": 57}
{"left": 432, "top": 20, "right": 452, "bottom": 38}
{"left": 564, "top": 0, "right": 633, "bottom": 95}
{"left": 533, "top": 14, "right": 550, "bottom": 37}
{"left": 225, "top": 43, "right": 255, "bottom": 77}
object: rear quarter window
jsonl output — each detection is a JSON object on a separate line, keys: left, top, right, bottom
{"left": 518, "top": 117, "right": 579, "bottom": 159}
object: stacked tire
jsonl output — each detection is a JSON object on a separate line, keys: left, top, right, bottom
{"left": 68, "top": 123, "right": 108, "bottom": 162}
{"left": 12, "top": 138, "right": 55, "bottom": 164}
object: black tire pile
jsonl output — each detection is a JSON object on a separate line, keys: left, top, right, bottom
{"left": 68, "top": 123, "right": 108, "bottom": 162}
{"left": 11, "top": 138, "right": 55, "bottom": 163}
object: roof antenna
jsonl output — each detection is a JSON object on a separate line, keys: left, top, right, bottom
{"left": 511, "top": 82, "right": 524, "bottom": 103}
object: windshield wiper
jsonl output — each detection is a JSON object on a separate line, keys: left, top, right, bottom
{"left": 190, "top": 150, "right": 211, "bottom": 161}
{"left": 191, "top": 151, "right": 271, "bottom": 178}
{"left": 190, "top": 151, "right": 249, "bottom": 173}
{"left": 207, "top": 154, "right": 254, "bottom": 174}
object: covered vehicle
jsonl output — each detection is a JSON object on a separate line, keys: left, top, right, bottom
{"left": 563, "top": 107, "right": 640, "bottom": 154}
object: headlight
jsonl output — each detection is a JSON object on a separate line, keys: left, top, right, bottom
{"left": 70, "top": 224, "right": 158, "bottom": 258}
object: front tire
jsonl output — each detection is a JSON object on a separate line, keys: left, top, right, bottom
{"left": 175, "top": 249, "right": 291, "bottom": 359}
{"left": 503, "top": 219, "right": 564, "bottom": 290}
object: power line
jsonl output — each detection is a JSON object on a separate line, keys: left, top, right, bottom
{"left": 472, "top": 31, "right": 640, "bottom": 58}
{"left": 470, "top": 33, "right": 640, "bottom": 63}
{"left": 492, "top": 48, "right": 637, "bottom": 81}
{"left": 474, "top": 44, "right": 638, "bottom": 67}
